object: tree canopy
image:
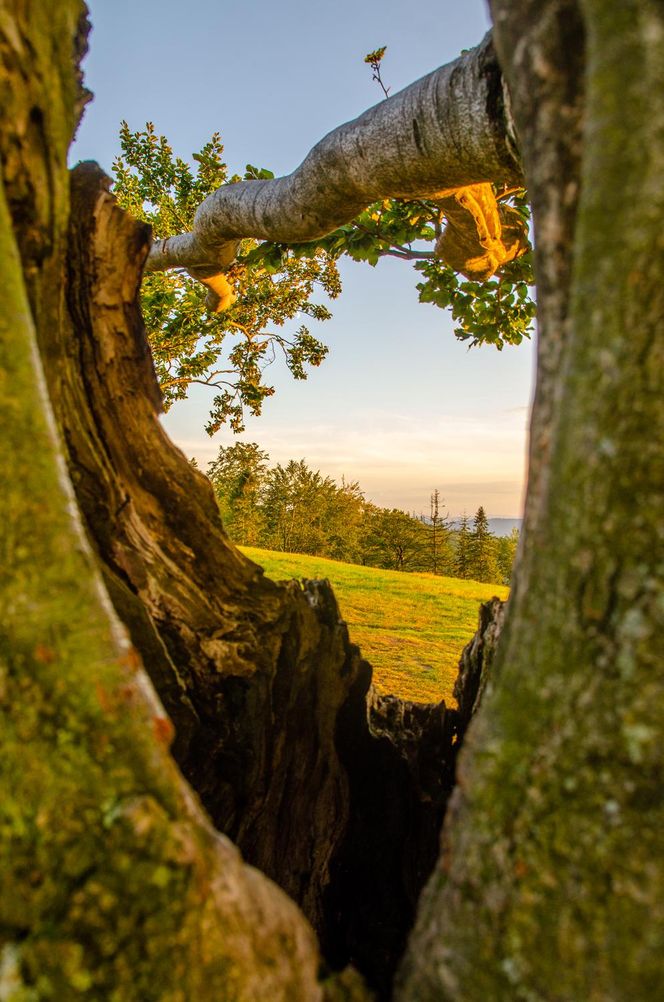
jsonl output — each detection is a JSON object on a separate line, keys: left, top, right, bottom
{"left": 113, "top": 125, "right": 337, "bottom": 432}
{"left": 113, "top": 38, "right": 535, "bottom": 431}
{"left": 206, "top": 444, "right": 516, "bottom": 583}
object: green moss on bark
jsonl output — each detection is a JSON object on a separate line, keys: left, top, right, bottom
{"left": 0, "top": 2, "right": 329, "bottom": 997}
{"left": 0, "top": 163, "right": 326, "bottom": 1001}
{"left": 399, "top": 3, "right": 664, "bottom": 999}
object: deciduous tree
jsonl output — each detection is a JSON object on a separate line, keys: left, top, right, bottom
{"left": 260, "top": 459, "right": 337, "bottom": 554}
{"left": 362, "top": 507, "right": 429, "bottom": 572}
{"left": 207, "top": 441, "right": 268, "bottom": 544}
{"left": 114, "top": 50, "right": 535, "bottom": 434}
{"left": 113, "top": 125, "right": 338, "bottom": 433}
{"left": 496, "top": 525, "right": 519, "bottom": 585}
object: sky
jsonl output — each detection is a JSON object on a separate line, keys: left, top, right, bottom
{"left": 71, "top": 0, "right": 535, "bottom": 518}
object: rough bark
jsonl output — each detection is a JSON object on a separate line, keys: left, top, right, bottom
{"left": 490, "top": 0, "right": 587, "bottom": 593}
{"left": 7, "top": 1, "right": 663, "bottom": 999}
{"left": 146, "top": 32, "right": 523, "bottom": 285}
{"left": 0, "top": 4, "right": 331, "bottom": 998}
{"left": 398, "top": 2, "right": 664, "bottom": 998}
{"left": 56, "top": 161, "right": 458, "bottom": 996}
{"left": 452, "top": 597, "right": 505, "bottom": 730}
{"left": 1, "top": 0, "right": 462, "bottom": 989}
{"left": 0, "top": 1, "right": 462, "bottom": 988}
{"left": 1, "top": 1, "right": 453, "bottom": 997}
{"left": 325, "top": 688, "right": 459, "bottom": 992}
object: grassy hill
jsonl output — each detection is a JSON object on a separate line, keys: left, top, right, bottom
{"left": 240, "top": 547, "right": 509, "bottom": 705}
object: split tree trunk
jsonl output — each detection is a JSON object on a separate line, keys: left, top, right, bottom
{"left": 61, "top": 161, "right": 462, "bottom": 997}
{"left": 1, "top": 4, "right": 461, "bottom": 997}
{"left": 3, "top": 0, "right": 663, "bottom": 999}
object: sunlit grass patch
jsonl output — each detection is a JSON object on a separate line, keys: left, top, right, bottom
{"left": 240, "top": 547, "right": 508, "bottom": 705}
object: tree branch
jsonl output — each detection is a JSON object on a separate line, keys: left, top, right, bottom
{"left": 146, "top": 33, "right": 522, "bottom": 291}
{"left": 376, "top": 246, "right": 437, "bottom": 261}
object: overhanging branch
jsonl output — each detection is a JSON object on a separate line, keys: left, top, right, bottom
{"left": 145, "top": 32, "right": 524, "bottom": 306}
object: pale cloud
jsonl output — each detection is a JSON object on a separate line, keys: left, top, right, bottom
{"left": 167, "top": 406, "right": 530, "bottom": 517}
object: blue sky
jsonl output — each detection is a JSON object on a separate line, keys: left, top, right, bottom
{"left": 72, "top": 0, "right": 535, "bottom": 517}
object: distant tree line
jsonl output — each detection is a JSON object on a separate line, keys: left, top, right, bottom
{"left": 205, "top": 443, "right": 519, "bottom": 585}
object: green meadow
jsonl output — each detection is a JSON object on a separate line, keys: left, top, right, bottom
{"left": 241, "top": 546, "right": 509, "bottom": 705}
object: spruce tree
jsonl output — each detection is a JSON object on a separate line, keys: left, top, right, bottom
{"left": 469, "top": 506, "right": 499, "bottom": 583}
{"left": 428, "top": 489, "right": 452, "bottom": 575}
{"left": 454, "top": 513, "right": 472, "bottom": 579}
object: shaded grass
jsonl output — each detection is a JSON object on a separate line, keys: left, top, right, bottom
{"left": 241, "top": 547, "right": 508, "bottom": 705}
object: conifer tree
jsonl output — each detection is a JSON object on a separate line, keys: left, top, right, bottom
{"left": 454, "top": 512, "right": 472, "bottom": 579}
{"left": 468, "top": 506, "right": 499, "bottom": 583}
{"left": 427, "top": 489, "right": 452, "bottom": 575}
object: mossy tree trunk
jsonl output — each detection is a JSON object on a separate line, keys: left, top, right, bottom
{"left": 1, "top": 4, "right": 456, "bottom": 998}
{"left": 0, "top": 2, "right": 350, "bottom": 998}
{"left": 60, "top": 159, "right": 458, "bottom": 997}
{"left": 398, "top": 1, "right": 664, "bottom": 998}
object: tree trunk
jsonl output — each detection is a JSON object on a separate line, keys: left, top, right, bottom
{"left": 1, "top": 5, "right": 461, "bottom": 997}
{"left": 0, "top": 4, "right": 331, "bottom": 999}
{"left": 61, "top": 160, "right": 460, "bottom": 997}
{"left": 398, "top": 2, "right": 664, "bottom": 998}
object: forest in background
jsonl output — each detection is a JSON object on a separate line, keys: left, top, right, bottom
{"left": 206, "top": 442, "right": 519, "bottom": 584}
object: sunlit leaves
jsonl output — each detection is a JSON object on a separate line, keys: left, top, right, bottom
{"left": 113, "top": 123, "right": 340, "bottom": 433}
{"left": 250, "top": 191, "right": 535, "bottom": 350}
{"left": 364, "top": 46, "right": 387, "bottom": 66}
{"left": 114, "top": 122, "right": 536, "bottom": 434}
{"left": 416, "top": 250, "right": 536, "bottom": 349}
{"left": 364, "top": 45, "right": 390, "bottom": 98}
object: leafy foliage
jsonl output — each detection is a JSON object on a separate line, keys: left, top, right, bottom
{"left": 249, "top": 190, "right": 535, "bottom": 350}
{"left": 207, "top": 444, "right": 516, "bottom": 585}
{"left": 261, "top": 461, "right": 358, "bottom": 557}
{"left": 364, "top": 46, "right": 387, "bottom": 66}
{"left": 364, "top": 45, "right": 390, "bottom": 98}
{"left": 113, "top": 123, "right": 535, "bottom": 432}
{"left": 496, "top": 527, "right": 520, "bottom": 585}
{"left": 113, "top": 123, "right": 340, "bottom": 433}
{"left": 207, "top": 441, "right": 268, "bottom": 543}
{"left": 362, "top": 507, "right": 430, "bottom": 572}
{"left": 208, "top": 445, "right": 367, "bottom": 563}
{"left": 416, "top": 189, "right": 536, "bottom": 348}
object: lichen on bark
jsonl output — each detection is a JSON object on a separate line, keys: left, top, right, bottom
{"left": 0, "top": 4, "right": 456, "bottom": 995}
{"left": 5, "top": 1, "right": 663, "bottom": 999}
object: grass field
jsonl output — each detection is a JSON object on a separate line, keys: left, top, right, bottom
{"left": 241, "top": 547, "right": 509, "bottom": 705}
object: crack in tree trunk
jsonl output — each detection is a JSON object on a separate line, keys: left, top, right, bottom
{"left": 59, "top": 162, "right": 470, "bottom": 997}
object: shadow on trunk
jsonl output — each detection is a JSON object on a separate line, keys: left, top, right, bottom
{"left": 52, "top": 163, "right": 503, "bottom": 997}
